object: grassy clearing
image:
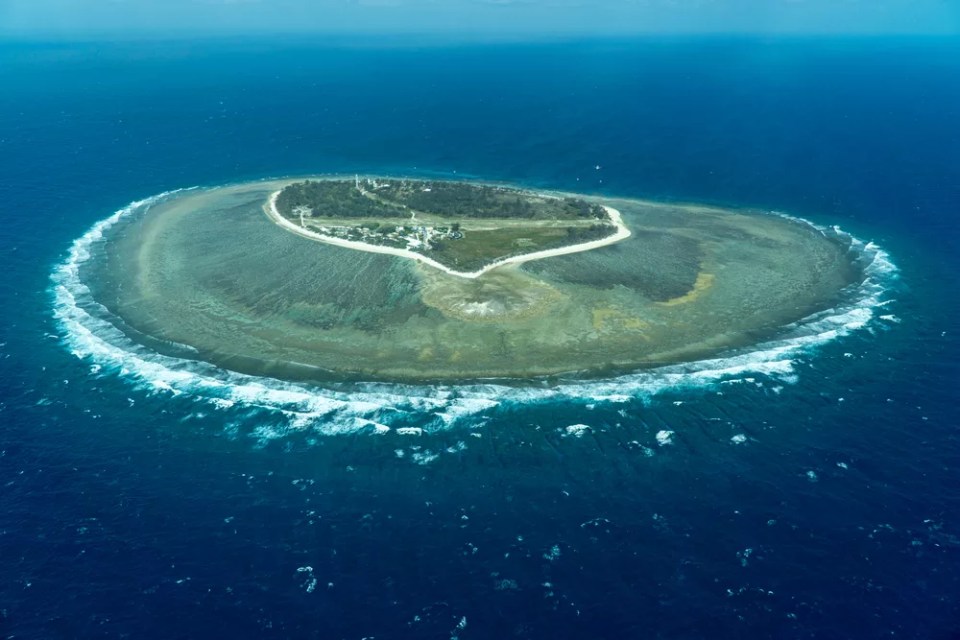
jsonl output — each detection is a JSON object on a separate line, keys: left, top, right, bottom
{"left": 279, "top": 178, "right": 619, "bottom": 271}
{"left": 430, "top": 225, "right": 615, "bottom": 271}
{"left": 299, "top": 217, "right": 616, "bottom": 272}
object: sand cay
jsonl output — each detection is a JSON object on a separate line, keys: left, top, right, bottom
{"left": 83, "top": 178, "right": 862, "bottom": 382}
{"left": 265, "top": 189, "right": 632, "bottom": 279}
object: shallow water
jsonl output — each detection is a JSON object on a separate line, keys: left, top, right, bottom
{"left": 77, "top": 180, "right": 863, "bottom": 385}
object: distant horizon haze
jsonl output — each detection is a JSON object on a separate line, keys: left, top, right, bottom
{"left": 2, "top": 0, "right": 958, "bottom": 38}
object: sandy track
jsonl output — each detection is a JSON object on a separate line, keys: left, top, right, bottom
{"left": 265, "top": 189, "right": 630, "bottom": 279}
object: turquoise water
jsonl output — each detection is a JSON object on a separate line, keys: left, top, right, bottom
{"left": 1, "top": 38, "right": 959, "bottom": 638}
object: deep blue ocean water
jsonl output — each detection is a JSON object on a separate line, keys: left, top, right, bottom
{"left": 1, "top": 37, "right": 959, "bottom": 638}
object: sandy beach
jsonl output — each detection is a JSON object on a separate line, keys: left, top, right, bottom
{"left": 265, "top": 189, "right": 631, "bottom": 279}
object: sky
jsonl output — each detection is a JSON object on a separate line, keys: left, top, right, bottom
{"left": 1, "top": 0, "right": 958, "bottom": 38}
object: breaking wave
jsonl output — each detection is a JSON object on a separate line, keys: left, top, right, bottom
{"left": 51, "top": 192, "right": 898, "bottom": 435}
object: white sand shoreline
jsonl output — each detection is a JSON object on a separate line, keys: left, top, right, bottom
{"left": 264, "top": 189, "right": 631, "bottom": 279}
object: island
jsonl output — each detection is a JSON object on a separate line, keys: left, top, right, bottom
{"left": 267, "top": 177, "right": 629, "bottom": 276}
{"left": 81, "top": 177, "right": 863, "bottom": 382}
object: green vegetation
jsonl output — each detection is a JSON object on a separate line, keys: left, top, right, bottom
{"left": 275, "top": 178, "right": 608, "bottom": 221}
{"left": 368, "top": 178, "right": 608, "bottom": 219}
{"left": 275, "top": 180, "right": 408, "bottom": 219}
{"left": 429, "top": 225, "right": 616, "bottom": 272}
{"left": 273, "top": 177, "right": 618, "bottom": 272}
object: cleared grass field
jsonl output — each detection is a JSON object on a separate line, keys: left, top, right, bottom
{"left": 430, "top": 225, "right": 612, "bottom": 271}
{"left": 278, "top": 178, "right": 618, "bottom": 272}
{"left": 297, "top": 213, "right": 615, "bottom": 272}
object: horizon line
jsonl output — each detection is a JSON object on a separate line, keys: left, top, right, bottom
{"left": 3, "top": 29, "right": 959, "bottom": 43}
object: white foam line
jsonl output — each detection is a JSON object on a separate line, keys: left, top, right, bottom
{"left": 51, "top": 191, "right": 899, "bottom": 436}
{"left": 265, "top": 189, "right": 630, "bottom": 279}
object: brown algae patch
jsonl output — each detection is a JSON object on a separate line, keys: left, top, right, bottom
{"left": 591, "top": 307, "right": 650, "bottom": 333}
{"left": 658, "top": 272, "right": 716, "bottom": 307}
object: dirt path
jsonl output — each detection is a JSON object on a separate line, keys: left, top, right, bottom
{"left": 264, "top": 190, "right": 631, "bottom": 279}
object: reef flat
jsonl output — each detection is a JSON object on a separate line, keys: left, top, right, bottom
{"left": 84, "top": 178, "right": 860, "bottom": 382}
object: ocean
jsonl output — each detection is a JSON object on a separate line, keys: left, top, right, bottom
{"left": 1, "top": 36, "right": 958, "bottom": 638}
